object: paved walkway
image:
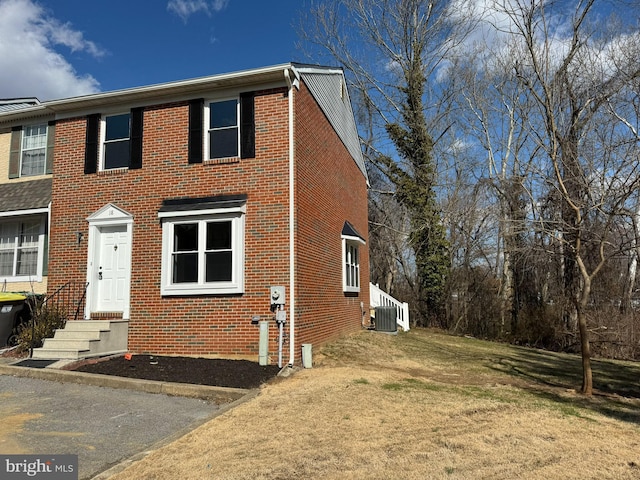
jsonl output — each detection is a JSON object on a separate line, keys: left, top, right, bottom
{"left": 0, "top": 359, "right": 254, "bottom": 479}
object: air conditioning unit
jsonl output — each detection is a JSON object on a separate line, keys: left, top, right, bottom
{"left": 374, "top": 306, "right": 397, "bottom": 333}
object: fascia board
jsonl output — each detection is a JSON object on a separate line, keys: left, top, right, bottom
{"left": 0, "top": 207, "right": 49, "bottom": 218}
{"left": 46, "top": 64, "right": 292, "bottom": 113}
{"left": 1, "top": 63, "right": 294, "bottom": 123}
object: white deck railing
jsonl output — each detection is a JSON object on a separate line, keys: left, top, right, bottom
{"left": 369, "top": 283, "right": 410, "bottom": 331}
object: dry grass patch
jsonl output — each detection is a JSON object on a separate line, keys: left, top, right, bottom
{"left": 107, "top": 329, "right": 640, "bottom": 479}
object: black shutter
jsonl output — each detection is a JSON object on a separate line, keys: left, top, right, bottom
{"left": 84, "top": 113, "right": 100, "bottom": 174}
{"left": 129, "top": 107, "right": 144, "bottom": 170}
{"left": 188, "top": 98, "right": 204, "bottom": 164}
{"left": 9, "top": 126, "right": 21, "bottom": 179}
{"left": 240, "top": 92, "right": 255, "bottom": 159}
{"left": 45, "top": 120, "right": 56, "bottom": 174}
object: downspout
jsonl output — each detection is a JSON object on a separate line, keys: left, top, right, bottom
{"left": 284, "top": 67, "right": 299, "bottom": 366}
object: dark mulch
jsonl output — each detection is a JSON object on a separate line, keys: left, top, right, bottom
{"left": 72, "top": 355, "right": 282, "bottom": 389}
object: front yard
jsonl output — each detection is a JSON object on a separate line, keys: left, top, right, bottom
{"left": 106, "top": 328, "right": 640, "bottom": 479}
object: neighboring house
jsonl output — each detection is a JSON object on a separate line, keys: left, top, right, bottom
{"left": 0, "top": 64, "right": 370, "bottom": 365}
{"left": 0, "top": 99, "right": 52, "bottom": 295}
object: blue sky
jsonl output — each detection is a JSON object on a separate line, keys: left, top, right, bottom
{"left": 0, "top": 0, "right": 307, "bottom": 101}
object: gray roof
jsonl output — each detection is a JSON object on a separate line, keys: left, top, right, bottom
{"left": 0, "top": 178, "right": 52, "bottom": 213}
{"left": 0, "top": 64, "right": 368, "bottom": 183}
{"left": 296, "top": 68, "right": 368, "bottom": 183}
{"left": 0, "top": 98, "right": 40, "bottom": 114}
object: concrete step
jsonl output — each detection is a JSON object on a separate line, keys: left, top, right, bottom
{"left": 32, "top": 348, "right": 89, "bottom": 360}
{"left": 52, "top": 330, "right": 102, "bottom": 341}
{"left": 63, "top": 320, "right": 113, "bottom": 332}
{"left": 42, "top": 338, "right": 93, "bottom": 350}
{"left": 31, "top": 319, "right": 128, "bottom": 360}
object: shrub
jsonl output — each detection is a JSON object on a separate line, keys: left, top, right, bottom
{"left": 15, "top": 302, "right": 66, "bottom": 353}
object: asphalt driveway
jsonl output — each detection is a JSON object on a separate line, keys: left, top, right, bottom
{"left": 0, "top": 372, "right": 238, "bottom": 479}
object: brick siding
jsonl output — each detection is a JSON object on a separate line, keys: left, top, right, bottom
{"left": 294, "top": 82, "right": 370, "bottom": 356}
{"left": 48, "top": 82, "right": 368, "bottom": 364}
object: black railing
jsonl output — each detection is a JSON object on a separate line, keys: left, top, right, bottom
{"left": 28, "top": 281, "right": 89, "bottom": 358}
{"left": 43, "top": 281, "right": 89, "bottom": 321}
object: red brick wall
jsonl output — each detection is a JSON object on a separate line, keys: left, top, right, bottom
{"left": 293, "top": 81, "right": 370, "bottom": 357}
{"left": 48, "top": 80, "right": 369, "bottom": 363}
{"left": 50, "top": 89, "right": 291, "bottom": 360}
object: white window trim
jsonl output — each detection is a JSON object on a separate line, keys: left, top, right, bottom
{"left": 342, "top": 234, "right": 365, "bottom": 293}
{"left": 0, "top": 215, "right": 47, "bottom": 282}
{"left": 20, "top": 124, "right": 48, "bottom": 177}
{"left": 204, "top": 97, "right": 240, "bottom": 160}
{"left": 99, "top": 112, "right": 130, "bottom": 171}
{"left": 159, "top": 205, "right": 245, "bottom": 296}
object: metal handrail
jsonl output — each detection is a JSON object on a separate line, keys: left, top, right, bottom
{"left": 28, "top": 281, "right": 89, "bottom": 357}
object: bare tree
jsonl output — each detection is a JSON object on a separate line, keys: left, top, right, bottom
{"left": 300, "top": 0, "right": 476, "bottom": 323}
{"left": 483, "top": 0, "right": 640, "bottom": 394}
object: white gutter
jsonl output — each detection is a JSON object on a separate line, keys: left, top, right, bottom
{"left": 284, "top": 66, "right": 299, "bottom": 366}
{"left": 0, "top": 207, "right": 49, "bottom": 218}
{"left": 0, "top": 63, "right": 295, "bottom": 123}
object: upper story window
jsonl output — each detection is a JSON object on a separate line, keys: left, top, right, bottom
{"left": 21, "top": 125, "right": 47, "bottom": 176}
{"left": 9, "top": 124, "right": 53, "bottom": 179}
{"left": 102, "top": 113, "right": 131, "bottom": 170}
{"left": 188, "top": 93, "right": 254, "bottom": 164}
{"left": 207, "top": 99, "right": 239, "bottom": 159}
{"left": 84, "top": 108, "right": 143, "bottom": 174}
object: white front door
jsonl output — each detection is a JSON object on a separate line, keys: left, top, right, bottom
{"left": 96, "top": 225, "right": 130, "bottom": 312}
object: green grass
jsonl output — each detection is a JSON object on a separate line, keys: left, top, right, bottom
{"left": 381, "top": 378, "right": 446, "bottom": 392}
{"left": 325, "top": 328, "right": 640, "bottom": 425}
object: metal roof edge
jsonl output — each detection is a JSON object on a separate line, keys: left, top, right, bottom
{"left": 0, "top": 63, "right": 296, "bottom": 122}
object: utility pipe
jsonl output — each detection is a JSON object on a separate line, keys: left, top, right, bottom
{"left": 284, "top": 67, "right": 298, "bottom": 367}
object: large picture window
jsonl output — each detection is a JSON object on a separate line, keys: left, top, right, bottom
{"left": 160, "top": 202, "right": 245, "bottom": 295}
{"left": 0, "top": 217, "right": 45, "bottom": 280}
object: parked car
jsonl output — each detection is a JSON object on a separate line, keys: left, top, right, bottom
{"left": 0, "top": 292, "right": 37, "bottom": 347}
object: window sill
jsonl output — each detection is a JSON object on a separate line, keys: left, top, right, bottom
{"left": 204, "top": 157, "right": 240, "bottom": 166}
{"left": 13, "top": 174, "right": 52, "bottom": 181}
{"left": 98, "top": 167, "right": 128, "bottom": 176}
{"left": 161, "top": 284, "right": 243, "bottom": 296}
{"left": 0, "top": 275, "right": 43, "bottom": 283}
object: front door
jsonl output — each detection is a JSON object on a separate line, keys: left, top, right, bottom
{"left": 95, "top": 225, "right": 130, "bottom": 312}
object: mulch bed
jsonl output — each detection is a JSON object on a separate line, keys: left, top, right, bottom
{"left": 72, "top": 355, "right": 282, "bottom": 389}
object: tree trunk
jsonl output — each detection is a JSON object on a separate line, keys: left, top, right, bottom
{"left": 576, "top": 305, "right": 593, "bottom": 395}
{"left": 622, "top": 201, "right": 640, "bottom": 313}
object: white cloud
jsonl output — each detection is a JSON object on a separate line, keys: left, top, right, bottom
{"left": 167, "top": 0, "right": 229, "bottom": 23}
{"left": 0, "top": 0, "right": 103, "bottom": 101}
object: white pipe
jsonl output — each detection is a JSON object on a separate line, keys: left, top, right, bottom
{"left": 284, "top": 68, "right": 296, "bottom": 366}
{"left": 278, "top": 318, "right": 284, "bottom": 368}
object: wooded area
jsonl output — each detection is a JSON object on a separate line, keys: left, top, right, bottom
{"left": 301, "top": 0, "right": 640, "bottom": 394}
